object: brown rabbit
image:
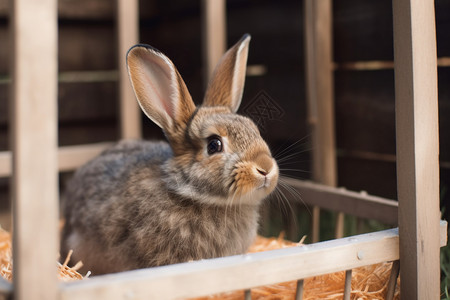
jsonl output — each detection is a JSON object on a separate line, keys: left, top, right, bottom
{"left": 61, "top": 34, "right": 279, "bottom": 275}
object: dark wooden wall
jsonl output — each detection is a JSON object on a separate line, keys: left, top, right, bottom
{"left": 0, "top": 0, "right": 449, "bottom": 225}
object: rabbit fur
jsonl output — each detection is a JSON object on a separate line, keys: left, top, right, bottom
{"left": 61, "top": 34, "right": 279, "bottom": 275}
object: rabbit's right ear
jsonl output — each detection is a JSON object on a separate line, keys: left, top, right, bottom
{"left": 126, "top": 45, "right": 196, "bottom": 132}
{"left": 203, "top": 34, "right": 250, "bottom": 113}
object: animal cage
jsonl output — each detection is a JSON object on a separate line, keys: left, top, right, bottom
{"left": 1, "top": 0, "right": 447, "bottom": 299}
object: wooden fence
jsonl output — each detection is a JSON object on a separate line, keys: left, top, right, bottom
{"left": 0, "top": 0, "right": 446, "bottom": 299}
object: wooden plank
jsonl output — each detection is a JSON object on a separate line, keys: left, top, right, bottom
{"left": 335, "top": 57, "right": 450, "bottom": 71}
{"left": 0, "top": 143, "right": 113, "bottom": 177}
{"left": 392, "top": 0, "right": 440, "bottom": 298}
{"left": 201, "top": 0, "right": 226, "bottom": 82}
{"left": 280, "top": 178, "right": 398, "bottom": 225}
{"left": 0, "top": 152, "right": 9, "bottom": 177}
{"left": 58, "top": 25, "right": 117, "bottom": 72}
{"left": 0, "top": 0, "right": 155, "bottom": 20}
{"left": 295, "top": 280, "right": 304, "bottom": 300}
{"left": 385, "top": 260, "right": 400, "bottom": 300}
{"left": 9, "top": 0, "right": 59, "bottom": 299}
{"left": 343, "top": 269, "right": 352, "bottom": 300}
{"left": 58, "top": 142, "right": 113, "bottom": 172}
{"left": 304, "top": 0, "right": 338, "bottom": 242}
{"left": 60, "top": 228, "right": 402, "bottom": 300}
{"left": 117, "top": 0, "right": 141, "bottom": 139}
{"left": 304, "top": 0, "right": 336, "bottom": 187}
{"left": 58, "top": 221, "right": 447, "bottom": 300}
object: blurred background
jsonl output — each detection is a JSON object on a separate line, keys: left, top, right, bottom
{"left": 0, "top": 0, "right": 449, "bottom": 242}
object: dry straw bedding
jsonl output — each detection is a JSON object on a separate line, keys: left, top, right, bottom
{"left": 0, "top": 228, "right": 399, "bottom": 299}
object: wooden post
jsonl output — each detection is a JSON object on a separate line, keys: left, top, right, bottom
{"left": 304, "top": 0, "right": 339, "bottom": 242}
{"left": 201, "top": 0, "right": 227, "bottom": 82}
{"left": 392, "top": 0, "right": 440, "bottom": 298}
{"left": 117, "top": 0, "right": 141, "bottom": 139}
{"left": 9, "top": 0, "right": 59, "bottom": 299}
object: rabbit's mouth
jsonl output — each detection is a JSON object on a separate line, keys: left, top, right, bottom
{"left": 229, "top": 158, "right": 279, "bottom": 204}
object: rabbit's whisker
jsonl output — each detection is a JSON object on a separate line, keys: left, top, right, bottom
{"left": 278, "top": 177, "right": 311, "bottom": 217}
{"left": 273, "top": 134, "right": 311, "bottom": 160}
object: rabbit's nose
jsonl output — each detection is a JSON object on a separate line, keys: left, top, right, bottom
{"left": 254, "top": 153, "right": 275, "bottom": 176}
{"left": 257, "top": 168, "right": 268, "bottom": 176}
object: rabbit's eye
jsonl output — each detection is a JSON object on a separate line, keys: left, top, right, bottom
{"left": 207, "top": 135, "right": 223, "bottom": 155}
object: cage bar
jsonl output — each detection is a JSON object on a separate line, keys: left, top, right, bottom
{"left": 9, "top": 0, "right": 59, "bottom": 299}
{"left": 304, "top": 0, "right": 339, "bottom": 242}
{"left": 117, "top": 0, "right": 141, "bottom": 139}
{"left": 392, "top": 0, "right": 441, "bottom": 298}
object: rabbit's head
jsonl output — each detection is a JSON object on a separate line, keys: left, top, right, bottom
{"left": 127, "top": 34, "right": 278, "bottom": 206}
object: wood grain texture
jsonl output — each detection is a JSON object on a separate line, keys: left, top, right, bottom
{"left": 60, "top": 227, "right": 402, "bottom": 300}
{"left": 201, "top": 0, "right": 226, "bottom": 82}
{"left": 393, "top": 0, "right": 441, "bottom": 298}
{"left": 304, "top": 0, "right": 338, "bottom": 242}
{"left": 58, "top": 222, "right": 447, "bottom": 300}
{"left": 0, "top": 143, "right": 113, "bottom": 177}
{"left": 117, "top": 0, "right": 141, "bottom": 139}
{"left": 281, "top": 178, "right": 398, "bottom": 225}
{"left": 9, "top": 0, "right": 59, "bottom": 299}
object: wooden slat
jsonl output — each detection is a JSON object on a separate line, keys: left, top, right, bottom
{"left": 385, "top": 260, "right": 400, "bottom": 300}
{"left": 58, "top": 221, "right": 447, "bottom": 300}
{"left": 304, "top": 0, "right": 338, "bottom": 242}
{"left": 60, "top": 228, "right": 402, "bottom": 300}
{"left": 343, "top": 269, "right": 352, "bottom": 300}
{"left": 0, "top": 143, "right": 113, "bottom": 177}
{"left": 117, "top": 0, "right": 141, "bottom": 139}
{"left": 392, "top": 0, "right": 440, "bottom": 298}
{"left": 9, "top": 0, "right": 59, "bottom": 299}
{"left": 0, "top": 152, "right": 9, "bottom": 177}
{"left": 58, "top": 142, "right": 113, "bottom": 171}
{"left": 280, "top": 178, "right": 398, "bottom": 225}
{"left": 334, "top": 57, "right": 450, "bottom": 71}
{"left": 295, "top": 280, "right": 304, "bottom": 300}
{"left": 201, "top": 0, "right": 226, "bottom": 82}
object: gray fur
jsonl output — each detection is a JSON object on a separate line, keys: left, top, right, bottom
{"left": 61, "top": 139, "right": 260, "bottom": 274}
{"left": 61, "top": 35, "right": 278, "bottom": 275}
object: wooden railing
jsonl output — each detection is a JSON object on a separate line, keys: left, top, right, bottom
{"left": 1, "top": 0, "right": 445, "bottom": 299}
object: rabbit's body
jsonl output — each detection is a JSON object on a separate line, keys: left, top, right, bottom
{"left": 61, "top": 35, "right": 279, "bottom": 275}
{"left": 63, "top": 139, "right": 259, "bottom": 274}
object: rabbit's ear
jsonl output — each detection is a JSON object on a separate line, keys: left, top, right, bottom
{"left": 127, "top": 45, "right": 196, "bottom": 131}
{"left": 203, "top": 34, "right": 250, "bottom": 113}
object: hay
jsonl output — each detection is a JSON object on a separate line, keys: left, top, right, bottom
{"left": 0, "top": 228, "right": 399, "bottom": 299}
{"left": 192, "top": 234, "right": 400, "bottom": 300}
{"left": 0, "top": 227, "right": 85, "bottom": 282}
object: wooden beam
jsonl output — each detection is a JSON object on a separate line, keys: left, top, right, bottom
{"left": 9, "top": 0, "right": 59, "bottom": 299}
{"left": 201, "top": 0, "right": 226, "bottom": 82}
{"left": 60, "top": 227, "right": 403, "bottom": 300}
{"left": 117, "top": 0, "right": 141, "bottom": 139}
{"left": 0, "top": 143, "right": 113, "bottom": 177}
{"left": 58, "top": 142, "right": 113, "bottom": 171}
{"left": 392, "top": 0, "right": 440, "bottom": 298}
{"left": 280, "top": 178, "right": 398, "bottom": 225}
{"left": 304, "top": 0, "right": 336, "bottom": 187}
{"left": 304, "top": 0, "right": 338, "bottom": 242}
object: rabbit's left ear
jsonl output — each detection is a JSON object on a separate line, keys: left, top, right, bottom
{"left": 126, "top": 44, "right": 196, "bottom": 132}
{"left": 203, "top": 34, "right": 251, "bottom": 113}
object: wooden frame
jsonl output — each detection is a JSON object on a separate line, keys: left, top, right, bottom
{"left": 9, "top": 0, "right": 59, "bottom": 300}
{"left": 117, "top": 0, "right": 141, "bottom": 140}
{"left": 59, "top": 222, "right": 447, "bottom": 300}
{"left": 2, "top": 0, "right": 446, "bottom": 299}
{"left": 304, "top": 0, "right": 345, "bottom": 242}
{"left": 201, "top": 0, "right": 227, "bottom": 82}
{"left": 393, "top": 0, "right": 441, "bottom": 297}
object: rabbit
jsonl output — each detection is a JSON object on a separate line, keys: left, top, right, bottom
{"left": 61, "top": 34, "right": 279, "bottom": 275}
